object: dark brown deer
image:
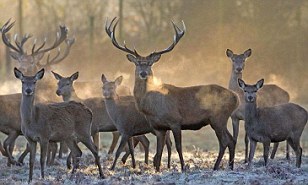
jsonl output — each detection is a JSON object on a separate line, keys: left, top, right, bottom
{"left": 51, "top": 71, "right": 157, "bottom": 168}
{"left": 0, "top": 19, "right": 75, "bottom": 163}
{"left": 238, "top": 78, "right": 307, "bottom": 168}
{"left": 226, "top": 49, "right": 290, "bottom": 162}
{"left": 14, "top": 68, "right": 103, "bottom": 182}
{"left": 105, "top": 17, "right": 239, "bottom": 171}
{"left": 101, "top": 74, "right": 172, "bottom": 170}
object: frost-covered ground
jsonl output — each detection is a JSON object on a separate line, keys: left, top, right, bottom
{"left": 1, "top": 120, "right": 308, "bottom": 185}
{"left": 0, "top": 145, "right": 307, "bottom": 185}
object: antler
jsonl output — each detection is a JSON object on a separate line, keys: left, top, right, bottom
{"left": 105, "top": 17, "right": 141, "bottom": 57}
{"left": 37, "top": 37, "right": 75, "bottom": 69}
{"left": 150, "top": 20, "right": 186, "bottom": 56}
{"left": 31, "top": 25, "right": 68, "bottom": 57}
{"left": 1, "top": 19, "right": 31, "bottom": 54}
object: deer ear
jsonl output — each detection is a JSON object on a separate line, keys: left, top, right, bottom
{"left": 238, "top": 78, "right": 246, "bottom": 89}
{"left": 256, "top": 79, "right": 264, "bottom": 89}
{"left": 127, "top": 54, "right": 137, "bottom": 64}
{"left": 51, "top": 71, "right": 63, "bottom": 80}
{"left": 115, "top": 76, "right": 123, "bottom": 86}
{"left": 70, "top": 72, "right": 79, "bottom": 81}
{"left": 244, "top": 48, "right": 252, "bottom": 58}
{"left": 35, "top": 68, "right": 45, "bottom": 80}
{"left": 101, "top": 74, "right": 108, "bottom": 84}
{"left": 151, "top": 54, "right": 161, "bottom": 64}
{"left": 226, "top": 49, "right": 233, "bottom": 58}
{"left": 14, "top": 67, "right": 23, "bottom": 80}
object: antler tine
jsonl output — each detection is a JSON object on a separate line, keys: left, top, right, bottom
{"left": 105, "top": 17, "right": 141, "bottom": 57}
{"left": 1, "top": 19, "right": 21, "bottom": 53}
{"left": 151, "top": 20, "right": 186, "bottom": 56}
{"left": 14, "top": 33, "right": 32, "bottom": 54}
{"left": 32, "top": 25, "right": 68, "bottom": 56}
{"left": 37, "top": 37, "right": 75, "bottom": 69}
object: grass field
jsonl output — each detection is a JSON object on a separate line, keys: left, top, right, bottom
{"left": 0, "top": 112, "right": 308, "bottom": 184}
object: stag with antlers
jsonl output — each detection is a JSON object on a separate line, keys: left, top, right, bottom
{"left": 105, "top": 17, "right": 239, "bottom": 171}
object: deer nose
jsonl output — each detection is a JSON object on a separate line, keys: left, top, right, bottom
{"left": 25, "top": 89, "right": 32, "bottom": 95}
{"left": 248, "top": 96, "right": 253, "bottom": 101}
{"left": 236, "top": 67, "right": 242, "bottom": 72}
{"left": 139, "top": 72, "right": 147, "bottom": 79}
{"left": 56, "top": 90, "right": 61, "bottom": 96}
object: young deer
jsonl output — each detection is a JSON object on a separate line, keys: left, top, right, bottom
{"left": 238, "top": 78, "right": 307, "bottom": 168}
{"left": 51, "top": 71, "right": 153, "bottom": 167}
{"left": 101, "top": 74, "right": 172, "bottom": 170}
{"left": 226, "top": 49, "right": 290, "bottom": 161}
{"left": 105, "top": 17, "right": 239, "bottom": 171}
{"left": 14, "top": 68, "right": 103, "bottom": 182}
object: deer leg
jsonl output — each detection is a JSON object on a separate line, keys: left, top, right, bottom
{"left": 270, "top": 143, "right": 279, "bottom": 159}
{"left": 58, "top": 142, "right": 68, "bottom": 158}
{"left": 93, "top": 132, "right": 100, "bottom": 151}
{"left": 170, "top": 126, "right": 185, "bottom": 171}
{"left": 65, "top": 139, "right": 82, "bottom": 175}
{"left": 288, "top": 138, "right": 302, "bottom": 168}
{"left": 226, "top": 130, "right": 235, "bottom": 170}
{"left": 79, "top": 136, "right": 104, "bottom": 178}
{"left": 286, "top": 141, "right": 290, "bottom": 160}
{"left": 128, "top": 137, "right": 136, "bottom": 168}
{"left": 248, "top": 139, "right": 257, "bottom": 168}
{"left": 213, "top": 129, "right": 228, "bottom": 170}
{"left": 27, "top": 139, "right": 37, "bottom": 183}
{"left": 153, "top": 130, "right": 167, "bottom": 172}
{"left": 39, "top": 140, "right": 49, "bottom": 179}
{"left": 108, "top": 131, "right": 120, "bottom": 154}
{"left": 136, "top": 135, "right": 149, "bottom": 165}
{"left": 3, "top": 132, "right": 20, "bottom": 166}
{"left": 66, "top": 151, "right": 73, "bottom": 169}
{"left": 231, "top": 115, "right": 240, "bottom": 144}
{"left": 18, "top": 143, "right": 30, "bottom": 164}
{"left": 244, "top": 132, "right": 249, "bottom": 163}
{"left": 263, "top": 141, "right": 270, "bottom": 166}
{"left": 47, "top": 142, "right": 58, "bottom": 166}
{"left": 121, "top": 137, "right": 139, "bottom": 164}
{"left": 165, "top": 131, "right": 172, "bottom": 169}
{"left": 110, "top": 135, "right": 128, "bottom": 170}
{"left": 0, "top": 142, "right": 6, "bottom": 156}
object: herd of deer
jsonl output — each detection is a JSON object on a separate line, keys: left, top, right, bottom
{"left": 0, "top": 17, "right": 307, "bottom": 183}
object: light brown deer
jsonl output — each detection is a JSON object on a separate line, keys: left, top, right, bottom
{"left": 101, "top": 74, "right": 172, "bottom": 170}
{"left": 105, "top": 17, "right": 239, "bottom": 171}
{"left": 51, "top": 71, "right": 157, "bottom": 168}
{"left": 14, "top": 67, "right": 103, "bottom": 182}
{"left": 0, "top": 19, "right": 75, "bottom": 163}
{"left": 226, "top": 49, "right": 290, "bottom": 162}
{"left": 238, "top": 78, "right": 307, "bottom": 167}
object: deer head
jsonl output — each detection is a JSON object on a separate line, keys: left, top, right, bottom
{"left": 51, "top": 71, "right": 79, "bottom": 97}
{"left": 101, "top": 74, "right": 123, "bottom": 99}
{"left": 1, "top": 19, "right": 75, "bottom": 75}
{"left": 105, "top": 17, "right": 185, "bottom": 80}
{"left": 226, "top": 49, "right": 252, "bottom": 74}
{"left": 14, "top": 67, "right": 45, "bottom": 96}
{"left": 238, "top": 78, "right": 264, "bottom": 103}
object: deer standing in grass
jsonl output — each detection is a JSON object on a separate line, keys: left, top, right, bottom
{"left": 51, "top": 71, "right": 157, "bottom": 168}
{"left": 101, "top": 74, "right": 172, "bottom": 170}
{"left": 105, "top": 17, "right": 239, "bottom": 171}
{"left": 14, "top": 67, "right": 103, "bottom": 182}
{"left": 238, "top": 78, "right": 307, "bottom": 167}
{"left": 226, "top": 49, "right": 291, "bottom": 162}
{"left": 0, "top": 19, "right": 75, "bottom": 166}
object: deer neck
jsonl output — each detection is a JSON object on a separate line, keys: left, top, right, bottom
{"left": 104, "top": 96, "right": 120, "bottom": 123}
{"left": 133, "top": 73, "right": 153, "bottom": 109}
{"left": 244, "top": 101, "right": 258, "bottom": 127}
{"left": 229, "top": 70, "right": 245, "bottom": 103}
{"left": 63, "top": 88, "right": 81, "bottom": 102}
{"left": 20, "top": 94, "right": 35, "bottom": 127}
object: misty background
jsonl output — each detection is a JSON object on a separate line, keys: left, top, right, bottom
{"left": 0, "top": 0, "right": 307, "bottom": 151}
